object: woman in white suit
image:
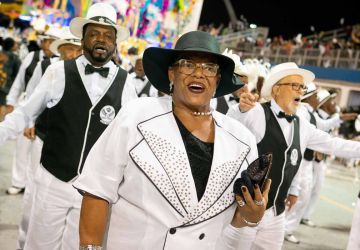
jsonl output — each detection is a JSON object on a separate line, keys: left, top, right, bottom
{"left": 74, "top": 31, "right": 271, "bottom": 250}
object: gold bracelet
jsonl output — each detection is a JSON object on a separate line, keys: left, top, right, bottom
{"left": 241, "top": 217, "right": 260, "bottom": 227}
{"left": 79, "top": 245, "right": 103, "bottom": 250}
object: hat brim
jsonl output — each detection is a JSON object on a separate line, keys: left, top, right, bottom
{"left": 37, "top": 35, "right": 57, "bottom": 40}
{"left": 261, "top": 68, "right": 315, "bottom": 98}
{"left": 49, "top": 40, "right": 82, "bottom": 56}
{"left": 143, "top": 47, "right": 242, "bottom": 97}
{"left": 316, "top": 92, "right": 337, "bottom": 109}
{"left": 301, "top": 89, "right": 318, "bottom": 100}
{"left": 69, "top": 17, "right": 129, "bottom": 43}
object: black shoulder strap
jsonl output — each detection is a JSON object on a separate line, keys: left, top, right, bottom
{"left": 261, "top": 102, "right": 272, "bottom": 122}
{"left": 137, "top": 80, "right": 151, "bottom": 97}
{"left": 41, "top": 59, "right": 52, "bottom": 76}
{"left": 24, "top": 50, "right": 40, "bottom": 87}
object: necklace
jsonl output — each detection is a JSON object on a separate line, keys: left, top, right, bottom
{"left": 192, "top": 109, "right": 213, "bottom": 116}
{"left": 172, "top": 102, "right": 213, "bottom": 116}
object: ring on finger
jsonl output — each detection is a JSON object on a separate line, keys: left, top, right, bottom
{"left": 237, "top": 199, "right": 245, "bottom": 207}
{"left": 254, "top": 198, "right": 264, "bottom": 206}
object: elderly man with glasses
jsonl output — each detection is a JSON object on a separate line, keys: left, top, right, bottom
{"left": 227, "top": 62, "right": 360, "bottom": 250}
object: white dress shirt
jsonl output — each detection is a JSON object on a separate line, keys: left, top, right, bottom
{"left": 297, "top": 103, "right": 342, "bottom": 132}
{"left": 128, "top": 72, "right": 158, "bottom": 97}
{"left": 6, "top": 50, "right": 45, "bottom": 106}
{"left": 0, "top": 55, "right": 138, "bottom": 144}
{"left": 210, "top": 94, "right": 239, "bottom": 111}
{"left": 227, "top": 99, "right": 360, "bottom": 196}
{"left": 227, "top": 99, "right": 360, "bottom": 159}
{"left": 25, "top": 57, "right": 60, "bottom": 98}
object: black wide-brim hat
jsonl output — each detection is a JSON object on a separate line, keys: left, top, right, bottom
{"left": 143, "top": 31, "right": 243, "bottom": 97}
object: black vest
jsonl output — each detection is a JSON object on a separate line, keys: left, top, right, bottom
{"left": 41, "top": 59, "right": 52, "bottom": 75}
{"left": 40, "top": 59, "right": 127, "bottom": 182}
{"left": 303, "top": 110, "right": 317, "bottom": 161}
{"left": 24, "top": 51, "right": 41, "bottom": 88}
{"left": 137, "top": 80, "right": 151, "bottom": 97}
{"left": 35, "top": 59, "right": 53, "bottom": 140}
{"left": 216, "top": 96, "right": 229, "bottom": 114}
{"left": 258, "top": 102, "right": 302, "bottom": 215}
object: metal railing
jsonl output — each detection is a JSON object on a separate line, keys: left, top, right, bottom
{"left": 231, "top": 46, "right": 360, "bottom": 70}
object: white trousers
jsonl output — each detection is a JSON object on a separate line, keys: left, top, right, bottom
{"left": 302, "top": 160, "right": 326, "bottom": 220}
{"left": 236, "top": 209, "right": 285, "bottom": 250}
{"left": 17, "top": 136, "right": 43, "bottom": 250}
{"left": 24, "top": 166, "right": 82, "bottom": 250}
{"left": 285, "top": 159, "right": 313, "bottom": 234}
{"left": 347, "top": 198, "right": 360, "bottom": 250}
{"left": 11, "top": 135, "right": 32, "bottom": 188}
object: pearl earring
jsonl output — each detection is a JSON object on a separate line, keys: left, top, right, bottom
{"left": 169, "top": 81, "right": 174, "bottom": 93}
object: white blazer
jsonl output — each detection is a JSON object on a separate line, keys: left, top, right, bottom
{"left": 74, "top": 97, "right": 258, "bottom": 250}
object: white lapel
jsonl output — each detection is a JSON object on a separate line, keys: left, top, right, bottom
{"left": 182, "top": 112, "right": 251, "bottom": 226}
{"left": 130, "top": 106, "right": 251, "bottom": 225}
{"left": 129, "top": 110, "right": 198, "bottom": 217}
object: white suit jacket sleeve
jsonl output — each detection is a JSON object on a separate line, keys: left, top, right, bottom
{"left": 73, "top": 106, "right": 131, "bottom": 203}
{"left": 304, "top": 119, "right": 360, "bottom": 159}
{"left": 121, "top": 77, "right": 138, "bottom": 106}
{"left": 314, "top": 112, "right": 342, "bottom": 132}
{"left": 0, "top": 65, "right": 56, "bottom": 145}
{"left": 227, "top": 103, "right": 266, "bottom": 143}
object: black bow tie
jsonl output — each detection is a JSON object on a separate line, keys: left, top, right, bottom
{"left": 85, "top": 64, "right": 109, "bottom": 78}
{"left": 135, "top": 76, "right": 146, "bottom": 81}
{"left": 229, "top": 96, "right": 240, "bottom": 102}
{"left": 277, "top": 111, "right": 295, "bottom": 123}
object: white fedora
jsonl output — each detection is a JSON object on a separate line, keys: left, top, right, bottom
{"left": 49, "top": 28, "right": 82, "bottom": 56}
{"left": 69, "top": 2, "right": 129, "bottom": 43}
{"left": 38, "top": 27, "right": 61, "bottom": 40}
{"left": 316, "top": 89, "right": 337, "bottom": 109}
{"left": 301, "top": 82, "right": 318, "bottom": 100}
{"left": 261, "top": 62, "right": 315, "bottom": 99}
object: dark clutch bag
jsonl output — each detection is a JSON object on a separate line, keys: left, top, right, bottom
{"left": 233, "top": 153, "right": 273, "bottom": 200}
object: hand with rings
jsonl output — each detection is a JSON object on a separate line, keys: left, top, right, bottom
{"left": 231, "top": 179, "right": 272, "bottom": 228}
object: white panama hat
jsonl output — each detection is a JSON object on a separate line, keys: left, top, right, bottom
{"left": 69, "top": 2, "right": 129, "bottom": 43}
{"left": 261, "top": 62, "right": 315, "bottom": 99}
{"left": 49, "top": 28, "right": 81, "bottom": 56}
{"left": 316, "top": 89, "right": 337, "bottom": 109}
{"left": 301, "top": 82, "right": 318, "bottom": 100}
{"left": 37, "top": 27, "right": 61, "bottom": 40}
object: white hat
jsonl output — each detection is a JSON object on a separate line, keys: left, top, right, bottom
{"left": 38, "top": 27, "right": 61, "bottom": 40}
{"left": 49, "top": 28, "right": 81, "bottom": 56}
{"left": 70, "top": 3, "right": 129, "bottom": 43}
{"left": 222, "top": 48, "right": 250, "bottom": 76}
{"left": 301, "top": 82, "right": 318, "bottom": 100}
{"left": 261, "top": 62, "right": 315, "bottom": 99}
{"left": 316, "top": 89, "right": 337, "bottom": 109}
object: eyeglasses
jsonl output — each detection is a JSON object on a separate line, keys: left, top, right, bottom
{"left": 277, "top": 82, "right": 308, "bottom": 91}
{"left": 172, "top": 59, "right": 219, "bottom": 77}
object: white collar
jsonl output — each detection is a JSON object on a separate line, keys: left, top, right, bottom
{"left": 318, "top": 109, "right": 330, "bottom": 119}
{"left": 303, "top": 102, "right": 314, "bottom": 113}
{"left": 270, "top": 99, "right": 285, "bottom": 115}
